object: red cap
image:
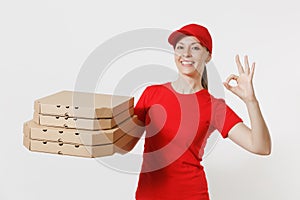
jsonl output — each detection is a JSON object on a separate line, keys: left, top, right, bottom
{"left": 168, "top": 23, "right": 213, "bottom": 54}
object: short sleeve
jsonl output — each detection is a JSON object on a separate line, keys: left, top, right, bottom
{"left": 134, "top": 86, "right": 149, "bottom": 124}
{"left": 211, "top": 98, "right": 243, "bottom": 138}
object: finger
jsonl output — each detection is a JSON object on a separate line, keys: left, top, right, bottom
{"left": 250, "top": 62, "right": 256, "bottom": 80}
{"left": 223, "top": 82, "right": 237, "bottom": 94}
{"left": 235, "top": 55, "right": 244, "bottom": 74}
{"left": 223, "top": 82, "right": 232, "bottom": 91}
{"left": 225, "top": 74, "right": 239, "bottom": 83}
{"left": 244, "top": 55, "right": 250, "bottom": 74}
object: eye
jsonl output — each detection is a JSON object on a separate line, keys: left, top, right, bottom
{"left": 191, "top": 46, "right": 201, "bottom": 50}
{"left": 175, "top": 45, "right": 184, "bottom": 50}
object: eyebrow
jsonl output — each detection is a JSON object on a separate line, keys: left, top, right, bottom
{"left": 177, "top": 42, "right": 201, "bottom": 45}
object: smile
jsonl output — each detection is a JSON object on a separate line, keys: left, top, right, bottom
{"left": 181, "top": 61, "right": 195, "bottom": 66}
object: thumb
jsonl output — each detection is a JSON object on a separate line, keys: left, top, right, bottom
{"left": 223, "top": 82, "right": 237, "bottom": 94}
{"left": 223, "top": 82, "right": 231, "bottom": 91}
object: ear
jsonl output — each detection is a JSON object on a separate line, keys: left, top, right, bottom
{"left": 205, "top": 53, "right": 212, "bottom": 63}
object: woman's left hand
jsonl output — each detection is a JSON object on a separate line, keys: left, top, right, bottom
{"left": 223, "top": 55, "right": 257, "bottom": 103}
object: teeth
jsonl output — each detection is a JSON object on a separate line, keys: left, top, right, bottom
{"left": 181, "top": 61, "right": 193, "bottom": 65}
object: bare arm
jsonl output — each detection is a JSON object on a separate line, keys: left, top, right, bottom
{"left": 115, "top": 118, "right": 145, "bottom": 154}
{"left": 223, "top": 55, "right": 271, "bottom": 155}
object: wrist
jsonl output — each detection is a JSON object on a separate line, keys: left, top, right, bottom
{"left": 244, "top": 97, "right": 259, "bottom": 106}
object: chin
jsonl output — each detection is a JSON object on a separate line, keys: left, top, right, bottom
{"left": 179, "top": 70, "right": 197, "bottom": 76}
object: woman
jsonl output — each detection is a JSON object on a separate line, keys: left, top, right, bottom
{"left": 133, "top": 23, "right": 271, "bottom": 200}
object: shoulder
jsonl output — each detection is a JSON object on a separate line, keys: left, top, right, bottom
{"left": 204, "top": 92, "right": 227, "bottom": 112}
{"left": 143, "top": 82, "right": 169, "bottom": 94}
{"left": 199, "top": 90, "right": 226, "bottom": 106}
{"left": 205, "top": 91, "right": 225, "bottom": 103}
{"left": 139, "top": 82, "right": 175, "bottom": 103}
{"left": 211, "top": 95, "right": 226, "bottom": 104}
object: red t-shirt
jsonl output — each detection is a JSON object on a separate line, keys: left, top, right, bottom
{"left": 134, "top": 82, "right": 243, "bottom": 200}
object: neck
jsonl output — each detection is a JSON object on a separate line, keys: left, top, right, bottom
{"left": 172, "top": 73, "right": 203, "bottom": 94}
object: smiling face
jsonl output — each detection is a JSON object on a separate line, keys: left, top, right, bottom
{"left": 174, "top": 36, "right": 211, "bottom": 77}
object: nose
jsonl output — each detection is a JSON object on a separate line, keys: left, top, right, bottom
{"left": 182, "top": 47, "right": 191, "bottom": 57}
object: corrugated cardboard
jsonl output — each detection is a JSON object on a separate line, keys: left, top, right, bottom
{"left": 33, "top": 107, "right": 134, "bottom": 130}
{"left": 23, "top": 127, "right": 140, "bottom": 158}
{"left": 23, "top": 136, "right": 114, "bottom": 158}
{"left": 24, "top": 115, "right": 139, "bottom": 145}
{"left": 34, "top": 90, "right": 134, "bottom": 119}
{"left": 114, "top": 132, "right": 140, "bottom": 154}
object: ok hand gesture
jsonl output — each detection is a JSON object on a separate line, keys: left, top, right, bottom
{"left": 223, "top": 55, "right": 257, "bottom": 103}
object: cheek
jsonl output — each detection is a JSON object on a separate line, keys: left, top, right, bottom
{"left": 192, "top": 53, "right": 207, "bottom": 63}
{"left": 174, "top": 55, "right": 180, "bottom": 63}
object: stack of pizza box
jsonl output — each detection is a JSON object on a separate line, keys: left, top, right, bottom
{"left": 23, "top": 90, "right": 141, "bottom": 158}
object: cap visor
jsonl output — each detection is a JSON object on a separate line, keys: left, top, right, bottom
{"left": 168, "top": 30, "right": 193, "bottom": 46}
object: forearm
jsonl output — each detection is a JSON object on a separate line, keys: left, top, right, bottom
{"left": 245, "top": 99, "right": 271, "bottom": 155}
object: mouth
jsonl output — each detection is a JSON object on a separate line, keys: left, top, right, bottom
{"left": 180, "top": 60, "right": 195, "bottom": 67}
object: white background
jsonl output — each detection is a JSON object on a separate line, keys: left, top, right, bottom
{"left": 1, "top": 0, "right": 300, "bottom": 199}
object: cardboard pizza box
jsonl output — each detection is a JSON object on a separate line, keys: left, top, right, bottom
{"left": 34, "top": 90, "right": 134, "bottom": 119}
{"left": 23, "top": 127, "right": 141, "bottom": 158}
{"left": 23, "top": 136, "right": 114, "bottom": 158}
{"left": 114, "top": 132, "right": 140, "bottom": 154}
{"left": 23, "top": 115, "right": 139, "bottom": 145}
{"left": 33, "top": 107, "right": 134, "bottom": 130}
